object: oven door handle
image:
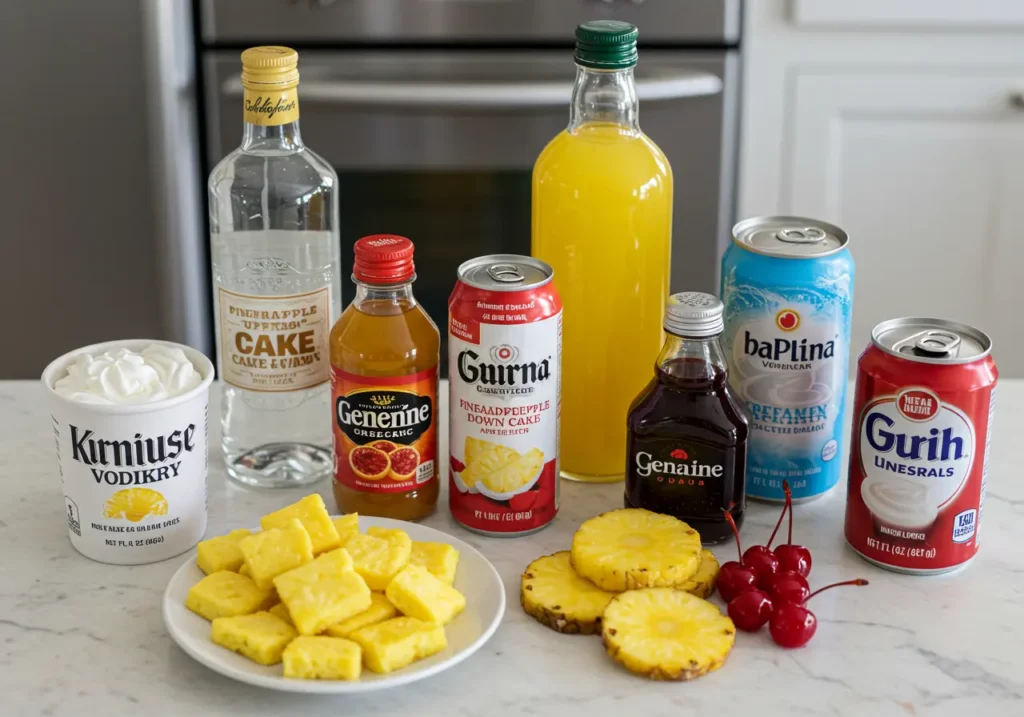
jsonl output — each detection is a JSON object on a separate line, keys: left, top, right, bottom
{"left": 222, "top": 71, "right": 722, "bottom": 109}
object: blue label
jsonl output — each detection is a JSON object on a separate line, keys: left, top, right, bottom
{"left": 721, "top": 245, "right": 854, "bottom": 500}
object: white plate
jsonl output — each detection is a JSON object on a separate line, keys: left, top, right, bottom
{"left": 163, "top": 516, "right": 505, "bottom": 694}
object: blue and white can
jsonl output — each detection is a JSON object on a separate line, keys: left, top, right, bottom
{"left": 720, "top": 217, "right": 855, "bottom": 502}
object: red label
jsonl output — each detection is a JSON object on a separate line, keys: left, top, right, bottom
{"left": 331, "top": 366, "right": 438, "bottom": 494}
{"left": 844, "top": 346, "right": 997, "bottom": 571}
{"left": 448, "top": 460, "right": 558, "bottom": 533}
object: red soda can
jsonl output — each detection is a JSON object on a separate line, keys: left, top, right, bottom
{"left": 448, "top": 255, "right": 562, "bottom": 536}
{"left": 845, "top": 318, "right": 997, "bottom": 574}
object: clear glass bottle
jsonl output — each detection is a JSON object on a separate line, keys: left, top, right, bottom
{"left": 208, "top": 46, "right": 341, "bottom": 488}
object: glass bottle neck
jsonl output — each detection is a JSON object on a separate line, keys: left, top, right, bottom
{"left": 353, "top": 281, "right": 417, "bottom": 312}
{"left": 241, "top": 120, "right": 304, "bottom": 153}
{"left": 568, "top": 65, "right": 640, "bottom": 135}
{"left": 656, "top": 333, "right": 728, "bottom": 384}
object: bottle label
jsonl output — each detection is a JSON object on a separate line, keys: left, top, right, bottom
{"left": 626, "top": 437, "right": 729, "bottom": 519}
{"left": 217, "top": 287, "right": 330, "bottom": 392}
{"left": 332, "top": 366, "right": 438, "bottom": 494}
{"left": 243, "top": 87, "right": 299, "bottom": 126}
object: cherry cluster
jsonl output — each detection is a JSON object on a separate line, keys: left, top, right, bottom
{"left": 718, "top": 481, "right": 867, "bottom": 648}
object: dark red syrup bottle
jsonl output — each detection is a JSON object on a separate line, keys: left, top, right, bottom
{"left": 625, "top": 292, "right": 749, "bottom": 544}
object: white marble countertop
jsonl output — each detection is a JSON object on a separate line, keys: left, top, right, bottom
{"left": 2, "top": 380, "right": 1022, "bottom": 717}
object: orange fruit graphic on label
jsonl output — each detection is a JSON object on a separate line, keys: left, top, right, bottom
{"left": 350, "top": 446, "right": 391, "bottom": 481}
{"left": 389, "top": 446, "right": 420, "bottom": 481}
{"left": 103, "top": 487, "right": 169, "bottom": 522}
{"left": 368, "top": 440, "right": 399, "bottom": 454}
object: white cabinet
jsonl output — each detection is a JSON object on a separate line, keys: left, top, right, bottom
{"left": 739, "top": 1, "right": 1024, "bottom": 375}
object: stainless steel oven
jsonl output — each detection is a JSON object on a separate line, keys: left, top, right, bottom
{"left": 198, "top": 0, "right": 742, "bottom": 373}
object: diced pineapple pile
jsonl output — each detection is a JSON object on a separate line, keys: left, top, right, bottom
{"left": 520, "top": 508, "right": 735, "bottom": 681}
{"left": 185, "top": 493, "right": 464, "bottom": 681}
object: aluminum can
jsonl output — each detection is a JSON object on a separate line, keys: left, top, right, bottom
{"left": 721, "top": 216, "right": 855, "bottom": 501}
{"left": 845, "top": 318, "right": 997, "bottom": 574}
{"left": 448, "top": 255, "right": 562, "bottom": 536}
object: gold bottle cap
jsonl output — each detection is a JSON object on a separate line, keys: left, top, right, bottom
{"left": 240, "top": 46, "right": 299, "bottom": 89}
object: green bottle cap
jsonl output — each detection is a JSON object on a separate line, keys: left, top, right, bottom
{"left": 574, "top": 20, "right": 639, "bottom": 70}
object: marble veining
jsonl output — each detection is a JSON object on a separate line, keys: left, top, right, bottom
{"left": 1, "top": 381, "right": 1021, "bottom": 717}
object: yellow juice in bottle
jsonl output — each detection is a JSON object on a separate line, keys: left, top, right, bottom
{"left": 532, "top": 21, "right": 673, "bottom": 482}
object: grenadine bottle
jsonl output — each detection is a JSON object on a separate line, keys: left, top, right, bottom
{"left": 625, "top": 292, "right": 748, "bottom": 544}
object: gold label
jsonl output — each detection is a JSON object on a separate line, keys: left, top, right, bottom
{"left": 218, "top": 287, "right": 329, "bottom": 392}
{"left": 243, "top": 87, "right": 299, "bottom": 126}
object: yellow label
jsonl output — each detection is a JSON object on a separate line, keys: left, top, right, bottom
{"left": 243, "top": 87, "right": 299, "bottom": 126}
{"left": 218, "top": 287, "right": 329, "bottom": 392}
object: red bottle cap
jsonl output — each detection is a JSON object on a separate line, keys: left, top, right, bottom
{"left": 352, "top": 235, "right": 416, "bottom": 284}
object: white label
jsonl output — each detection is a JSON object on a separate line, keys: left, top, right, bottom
{"left": 218, "top": 287, "right": 330, "bottom": 392}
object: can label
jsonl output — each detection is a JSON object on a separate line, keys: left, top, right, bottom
{"left": 448, "top": 284, "right": 561, "bottom": 534}
{"left": 845, "top": 347, "right": 996, "bottom": 572}
{"left": 721, "top": 250, "right": 853, "bottom": 500}
{"left": 331, "top": 367, "right": 438, "bottom": 494}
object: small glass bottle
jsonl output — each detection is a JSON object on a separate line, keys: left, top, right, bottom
{"left": 625, "top": 292, "right": 749, "bottom": 544}
{"left": 208, "top": 46, "right": 341, "bottom": 488}
{"left": 330, "top": 236, "right": 440, "bottom": 521}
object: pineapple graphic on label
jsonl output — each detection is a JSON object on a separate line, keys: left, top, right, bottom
{"left": 457, "top": 437, "right": 544, "bottom": 497}
{"left": 102, "top": 488, "right": 169, "bottom": 522}
{"left": 479, "top": 448, "right": 545, "bottom": 495}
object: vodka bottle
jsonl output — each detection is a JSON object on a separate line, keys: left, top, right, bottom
{"left": 208, "top": 46, "right": 341, "bottom": 488}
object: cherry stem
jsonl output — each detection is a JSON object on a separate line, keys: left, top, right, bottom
{"left": 784, "top": 480, "right": 794, "bottom": 546}
{"left": 766, "top": 489, "right": 788, "bottom": 549}
{"left": 807, "top": 579, "right": 869, "bottom": 602}
{"left": 723, "top": 503, "right": 743, "bottom": 563}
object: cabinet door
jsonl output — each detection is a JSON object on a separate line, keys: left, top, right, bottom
{"left": 787, "top": 70, "right": 1024, "bottom": 375}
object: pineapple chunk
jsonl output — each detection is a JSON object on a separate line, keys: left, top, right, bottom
{"left": 350, "top": 617, "right": 446, "bottom": 674}
{"left": 186, "top": 571, "right": 276, "bottom": 621}
{"left": 260, "top": 494, "right": 341, "bottom": 555}
{"left": 211, "top": 611, "right": 297, "bottom": 666}
{"left": 409, "top": 541, "right": 459, "bottom": 585}
{"left": 324, "top": 593, "right": 397, "bottom": 638}
{"left": 274, "top": 548, "right": 370, "bottom": 635}
{"left": 571, "top": 508, "right": 702, "bottom": 591}
{"left": 238, "top": 562, "right": 252, "bottom": 578}
{"left": 679, "top": 549, "right": 721, "bottom": 599}
{"left": 283, "top": 636, "right": 362, "bottom": 680}
{"left": 602, "top": 588, "right": 735, "bottom": 681}
{"left": 268, "top": 602, "right": 293, "bottom": 626}
{"left": 520, "top": 551, "right": 615, "bottom": 635}
{"left": 343, "top": 532, "right": 409, "bottom": 591}
{"left": 332, "top": 513, "right": 359, "bottom": 545}
{"left": 195, "top": 529, "right": 252, "bottom": 575}
{"left": 239, "top": 518, "right": 314, "bottom": 590}
{"left": 385, "top": 564, "right": 466, "bottom": 625}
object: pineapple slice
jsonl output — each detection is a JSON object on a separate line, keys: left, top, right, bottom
{"left": 260, "top": 494, "right": 341, "bottom": 555}
{"left": 350, "top": 617, "right": 447, "bottom": 674}
{"left": 385, "top": 564, "right": 466, "bottom": 625}
{"left": 680, "top": 549, "right": 720, "bottom": 599}
{"left": 332, "top": 513, "right": 359, "bottom": 545}
{"left": 195, "top": 529, "right": 252, "bottom": 575}
{"left": 479, "top": 448, "right": 544, "bottom": 494}
{"left": 239, "top": 518, "right": 314, "bottom": 590}
{"left": 324, "top": 593, "right": 397, "bottom": 638}
{"left": 186, "top": 571, "right": 276, "bottom": 621}
{"left": 343, "top": 532, "right": 409, "bottom": 591}
{"left": 283, "top": 636, "right": 362, "bottom": 680}
{"left": 520, "top": 552, "right": 615, "bottom": 635}
{"left": 274, "top": 548, "right": 370, "bottom": 635}
{"left": 409, "top": 541, "right": 459, "bottom": 585}
{"left": 601, "top": 588, "right": 735, "bottom": 680}
{"left": 571, "top": 508, "right": 702, "bottom": 591}
{"left": 211, "top": 611, "right": 297, "bottom": 666}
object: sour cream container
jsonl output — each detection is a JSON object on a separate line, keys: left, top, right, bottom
{"left": 42, "top": 339, "right": 214, "bottom": 565}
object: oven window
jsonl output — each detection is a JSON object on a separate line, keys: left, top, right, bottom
{"left": 337, "top": 170, "right": 531, "bottom": 375}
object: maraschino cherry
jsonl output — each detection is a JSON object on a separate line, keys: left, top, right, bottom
{"left": 765, "top": 570, "right": 810, "bottom": 606}
{"left": 769, "top": 579, "right": 869, "bottom": 648}
{"left": 742, "top": 492, "right": 787, "bottom": 589}
{"left": 728, "top": 589, "right": 774, "bottom": 632}
{"left": 774, "top": 481, "right": 812, "bottom": 578}
{"left": 717, "top": 505, "right": 758, "bottom": 602}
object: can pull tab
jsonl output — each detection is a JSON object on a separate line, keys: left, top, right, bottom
{"left": 898, "top": 330, "right": 962, "bottom": 358}
{"left": 486, "top": 263, "right": 525, "bottom": 284}
{"left": 776, "top": 227, "right": 827, "bottom": 244}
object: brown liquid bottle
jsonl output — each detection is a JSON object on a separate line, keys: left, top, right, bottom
{"left": 625, "top": 292, "right": 748, "bottom": 543}
{"left": 330, "top": 235, "right": 440, "bottom": 521}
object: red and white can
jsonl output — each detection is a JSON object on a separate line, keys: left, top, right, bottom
{"left": 448, "top": 255, "right": 561, "bottom": 536}
{"left": 845, "top": 318, "right": 997, "bottom": 574}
